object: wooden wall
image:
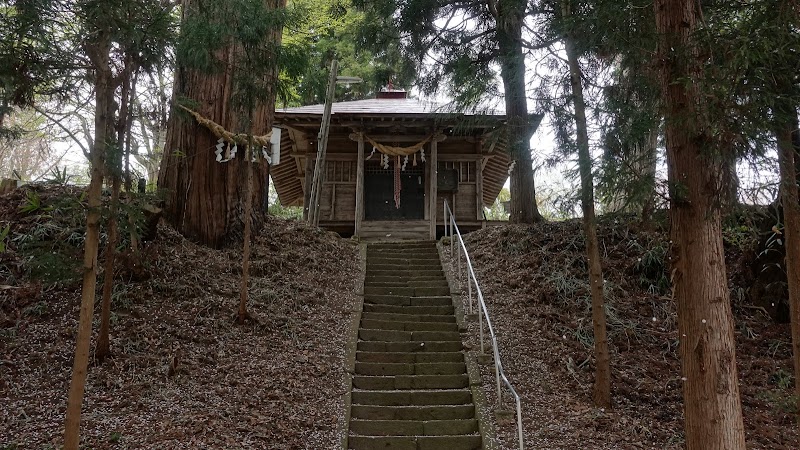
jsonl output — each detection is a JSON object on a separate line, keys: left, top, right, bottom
{"left": 315, "top": 136, "right": 488, "bottom": 226}
{"left": 319, "top": 158, "right": 357, "bottom": 221}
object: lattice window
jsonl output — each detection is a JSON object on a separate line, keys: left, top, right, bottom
{"left": 439, "top": 161, "right": 476, "bottom": 183}
{"left": 325, "top": 160, "right": 355, "bottom": 182}
{"left": 365, "top": 159, "right": 424, "bottom": 176}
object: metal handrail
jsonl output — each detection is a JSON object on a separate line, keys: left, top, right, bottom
{"left": 443, "top": 201, "right": 524, "bottom": 450}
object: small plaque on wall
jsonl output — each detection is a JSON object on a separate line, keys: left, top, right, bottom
{"left": 437, "top": 169, "right": 459, "bottom": 192}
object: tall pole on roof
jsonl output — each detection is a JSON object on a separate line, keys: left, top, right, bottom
{"left": 308, "top": 59, "right": 339, "bottom": 226}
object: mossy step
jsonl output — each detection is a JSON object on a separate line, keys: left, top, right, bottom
{"left": 350, "top": 405, "right": 475, "bottom": 421}
{"left": 356, "top": 351, "right": 463, "bottom": 364}
{"left": 357, "top": 341, "right": 463, "bottom": 353}
{"left": 353, "top": 374, "right": 469, "bottom": 390}
{"left": 361, "top": 312, "right": 456, "bottom": 324}
{"left": 364, "top": 295, "right": 452, "bottom": 307}
{"left": 349, "top": 435, "right": 482, "bottom": 450}
{"left": 350, "top": 419, "right": 479, "bottom": 436}
{"left": 360, "top": 319, "right": 458, "bottom": 332}
{"left": 355, "top": 362, "right": 467, "bottom": 376}
{"left": 363, "top": 304, "right": 454, "bottom": 315}
{"left": 351, "top": 389, "right": 472, "bottom": 406}
{"left": 358, "top": 329, "right": 462, "bottom": 342}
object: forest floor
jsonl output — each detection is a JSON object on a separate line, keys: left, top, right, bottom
{"left": 443, "top": 216, "right": 799, "bottom": 449}
{"left": 2, "top": 184, "right": 798, "bottom": 449}
{"left": 1, "top": 184, "right": 361, "bottom": 449}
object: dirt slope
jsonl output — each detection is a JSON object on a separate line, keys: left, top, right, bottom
{"left": 1, "top": 185, "right": 361, "bottom": 449}
{"left": 446, "top": 217, "right": 798, "bottom": 449}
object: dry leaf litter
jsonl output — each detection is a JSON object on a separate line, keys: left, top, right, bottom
{"left": 1, "top": 184, "right": 361, "bottom": 449}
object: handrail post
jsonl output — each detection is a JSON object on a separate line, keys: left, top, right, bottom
{"left": 478, "top": 291, "right": 484, "bottom": 354}
{"left": 450, "top": 216, "right": 454, "bottom": 257}
{"left": 468, "top": 265, "right": 474, "bottom": 316}
{"left": 495, "top": 352, "right": 502, "bottom": 408}
{"left": 447, "top": 209, "right": 523, "bottom": 450}
{"left": 443, "top": 202, "right": 447, "bottom": 240}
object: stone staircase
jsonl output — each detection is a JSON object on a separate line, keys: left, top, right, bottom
{"left": 348, "top": 241, "right": 482, "bottom": 450}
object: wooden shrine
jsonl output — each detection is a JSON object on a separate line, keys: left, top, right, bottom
{"left": 272, "top": 90, "right": 540, "bottom": 239}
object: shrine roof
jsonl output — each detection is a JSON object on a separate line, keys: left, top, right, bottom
{"left": 275, "top": 97, "right": 504, "bottom": 118}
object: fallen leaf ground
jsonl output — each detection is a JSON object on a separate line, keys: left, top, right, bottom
{"left": 445, "top": 217, "right": 799, "bottom": 449}
{"left": 1, "top": 185, "right": 360, "bottom": 449}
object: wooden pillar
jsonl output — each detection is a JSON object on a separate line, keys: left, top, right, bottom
{"left": 476, "top": 159, "right": 484, "bottom": 221}
{"left": 302, "top": 156, "right": 313, "bottom": 220}
{"left": 429, "top": 134, "right": 445, "bottom": 239}
{"left": 352, "top": 132, "right": 365, "bottom": 237}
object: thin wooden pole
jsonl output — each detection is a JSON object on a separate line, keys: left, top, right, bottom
{"left": 309, "top": 59, "right": 339, "bottom": 226}
{"left": 355, "top": 132, "right": 365, "bottom": 237}
{"left": 429, "top": 138, "right": 438, "bottom": 239}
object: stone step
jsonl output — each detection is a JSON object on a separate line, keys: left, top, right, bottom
{"left": 356, "top": 351, "right": 463, "bottom": 364}
{"left": 363, "top": 304, "right": 454, "bottom": 315}
{"left": 358, "top": 329, "right": 462, "bottom": 342}
{"left": 364, "top": 295, "right": 452, "bottom": 307}
{"left": 357, "top": 341, "right": 464, "bottom": 353}
{"left": 348, "top": 435, "right": 482, "bottom": 450}
{"left": 366, "top": 275, "right": 446, "bottom": 283}
{"left": 350, "top": 419, "right": 479, "bottom": 436}
{"left": 368, "top": 241, "right": 436, "bottom": 248}
{"left": 353, "top": 374, "right": 469, "bottom": 390}
{"left": 350, "top": 405, "right": 475, "bottom": 421}
{"left": 367, "top": 255, "right": 442, "bottom": 262}
{"left": 368, "top": 263, "right": 443, "bottom": 271}
{"left": 351, "top": 390, "right": 472, "bottom": 406}
{"left": 366, "top": 269, "right": 444, "bottom": 277}
{"left": 361, "top": 312, "right": 456, "bottom": 324}
{"left": 364, "top": 281, "right": 449, "bottom": 289}
{"left": 361, "top": 319, "right": 458, "bottom": 333}
{"left": 355, "top": 362, "right": 467, "bottom": 376}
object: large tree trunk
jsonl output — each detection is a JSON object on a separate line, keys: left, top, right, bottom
{"left": 238, "top": 140, "right": 254, "bottom": 323}
{"left": 563, "top": 5, "right": 611, "bottom": 408}
{"left": 63, "top": 37, "right": 113, "bottom": 450}
{"left": 157, "top": 0, "right": 281, "bottom": 248}
{"left": 776, "top": 119, "right": 800, "bottom": 425}
{"left": 497, "top": 0, "right": 543, "bottom": 224}
{"left": 774, "top": 89, "right": 800, "bottom": 423}
{"left": 654, "top": 0, "right": 746, "bottom": 448}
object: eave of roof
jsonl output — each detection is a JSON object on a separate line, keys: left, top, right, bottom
{"left": 274, "top": 97, "right": 505, "bottom": 118}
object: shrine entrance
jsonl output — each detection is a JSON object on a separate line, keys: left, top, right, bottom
{"left": 364, "top": 162, "right": 425, "bottom": 221}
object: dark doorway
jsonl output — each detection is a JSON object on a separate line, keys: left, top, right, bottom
{"left": 364, "top": 163, "right": 425, "bottom": 220}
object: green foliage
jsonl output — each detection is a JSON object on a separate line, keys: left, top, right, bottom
{"left": 758, "top": 368, "right": 798, "bottom": 415}
{"left": 109, "top": 431, "right": 122, "bottom": 444}
{"left": 44, "top": 167, "right": 71, "bottom": 186}
{"left": 484, "top": 187, "right": 510, "bottom": 220}
{"left": 280, "top": 0, "right": 414, "bottom": 106}
{"left": 0, "top": 223, "right": 9, "bottom": 253}
{"left": 19, "top": 190, "right": 42, "bottom": 214}
{"left": 629, "top": 238, "right": 670, "bottom": 295}
{"left": 178, "top": 0, "right": 286, "bottom": 124}
{"left": 268, "top": 202, "right": 303, "bottom": 220}
{"left": 722, "top": 223, "right": 759, "bottom": 253}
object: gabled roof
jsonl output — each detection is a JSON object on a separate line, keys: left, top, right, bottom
{"left": 275, "top": 97, "right": 504, "bottom": 118}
